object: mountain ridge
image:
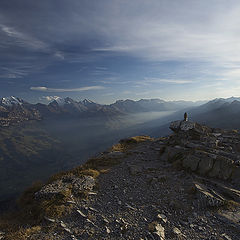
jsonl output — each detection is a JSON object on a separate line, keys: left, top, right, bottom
{"left": 0, "top": 96, "right": 205, "bottom": 127}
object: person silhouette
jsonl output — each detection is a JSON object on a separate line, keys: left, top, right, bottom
{"left": 184, "top": 112, "right": 188, "bottom": 121}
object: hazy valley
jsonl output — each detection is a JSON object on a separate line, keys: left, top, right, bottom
{"left": 2, "top": 96, "right": 240, "bottom": 204}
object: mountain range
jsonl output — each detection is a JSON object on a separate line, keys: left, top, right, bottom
{"left": 0, "top": 96, "right": 205, "bottom": 127}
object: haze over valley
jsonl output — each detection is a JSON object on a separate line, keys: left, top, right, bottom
{"left": 1, "top": 95, "right": 240, "bottom": 203}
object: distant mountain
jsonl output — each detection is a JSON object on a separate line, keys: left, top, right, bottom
{"left": 0, "top": 96, "right": 210, "bottom": 127}
{"left": 144, "top": 97, "right": 240, "bottom": 137}
{"left": 0, "top": 96, "right": 41, "bottom": 127}
{"left": 190, "top": 99, "right": 240, "bottom": 129}
{"left": 110, "top": 98, "right": 204, "bottom": 113}
{"left": 0, "top": 96, "right": 25, "bottom": 107}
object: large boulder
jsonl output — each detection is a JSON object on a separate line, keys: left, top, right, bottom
{"left": 170, "top": 120, "right": 195, "bottom": 132}
{"left": 169, "top": 120, "right": 211, "bottom": 137}
{"left": 35, "top": 175, "right": 95, "bottom": 200}
{"left": 182, "top": 155, "right": 200, "bottom": 171}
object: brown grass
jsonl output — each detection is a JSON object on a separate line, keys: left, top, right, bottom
{"left": 224, "top": 200, "right": 240, "bottom": 210}
{"left": 111, "top": 135, "right": 153, "bottom": 152}
{"left": 4, "top": 226, "right": 42, "bottom": 240}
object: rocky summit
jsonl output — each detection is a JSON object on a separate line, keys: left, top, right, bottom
{"left": 2, "top": 120, "right": 240, "bottom": 240}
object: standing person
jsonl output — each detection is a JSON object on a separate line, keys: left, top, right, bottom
{"left": 184, "top": 112, "right": 188, "bottom": 121}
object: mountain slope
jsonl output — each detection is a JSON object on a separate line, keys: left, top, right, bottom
{"left": 1, "top": 121, "right": 240, "bottom": 239}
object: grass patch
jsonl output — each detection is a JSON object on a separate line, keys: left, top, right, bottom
{"left": 223, "top": 200, "right": 240, "bottom": 210}
{"left": 47, "top": 155, "right": 119, "bottom": 184}
{"left": 111, "top": 135, "right": 153, "bottom": 152}
{"left": 4, "top": 225, "right": 42, "bottom": 240}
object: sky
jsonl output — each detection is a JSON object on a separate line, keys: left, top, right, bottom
{"left": 1, "top": 0, "right": 240, "bottom": 104}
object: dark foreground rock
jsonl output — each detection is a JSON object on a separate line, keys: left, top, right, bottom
{"left": 1, "top": 121, "right": 240, "bottom": 239}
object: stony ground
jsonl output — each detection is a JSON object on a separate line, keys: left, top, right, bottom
{"left": 2, "top": 121, "right": 240, "bottom": 240}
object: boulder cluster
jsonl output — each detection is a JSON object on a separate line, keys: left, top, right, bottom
{"left": 167, "top": 120, "right": 240, "bottom": 182}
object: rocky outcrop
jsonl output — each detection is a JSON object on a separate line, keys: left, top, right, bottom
{"left": 166, "top": 119, "right": 240, "bottom": 182}
{"left": 35, "top": 175, "right": 95, "bottom": 200}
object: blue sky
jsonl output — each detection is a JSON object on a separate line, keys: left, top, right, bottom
{"left": 1, "top": 0, "right": 240, "bottom": 103}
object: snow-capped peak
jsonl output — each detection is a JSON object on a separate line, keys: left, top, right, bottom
{"left": 82, "top": 99, "right": 95, "bottom": 105}
{"left": 1, "top": 96, "right": 23, "bottom": 106}
{"left": 52, "top": 97, "right": 65, "bottom": 106}
{"left": 51, "top": 97, "right": 74, "bottom": 106}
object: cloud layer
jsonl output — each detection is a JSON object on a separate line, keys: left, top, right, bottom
{"left": 1, "top": 0, "right": 240, "bottom": 101}
{"left": 30, "top": 86, "right": 105, "bottom": 92}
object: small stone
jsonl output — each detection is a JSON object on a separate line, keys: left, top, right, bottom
{"left": 64, "top": 228, "right": 72, "bottom": 233}
{"left": 221, "top": 233, "right": 232, "bottom": 240}
{"left": 89, "top": 207, "right": 98, "bottom": 212}
{"left": 155, "top": 223, "right": 165, "bottom": 240}
{"left": 149, "top": 222, "right": 165, "bottom": 239}
{"left": 106, "top": 226, "right": 111, "bottom": 234}
{"left": 77, "top": 209, "right": 87, "bottom": 218}
{"left": 125, "top": 203, "right": 136, "bottom": 210}
{"left": 71, "top": 235, "right": 77, "bottom": 240}
{"left": 173, "top": 227, "right": 182, "bottom": 235}
{"left": 102, "top": 217, "right": 109, "bottom": 223}
{"left": 157, "top": 214, "right": 167, "bottom": 223}
{"left": 44, "top": 216, "right": 56, "bottom": 223}
{"left": 60, "top": 222, "right": 68, "bottom": 230}
{"left": 88, "top": 192, "right": 97, "bottom": 195}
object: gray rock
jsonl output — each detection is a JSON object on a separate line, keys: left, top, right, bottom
{"left": 198, "top": 157, "right": 214, "bottom": 175}
{"left": 172, "top": 227, "right": 183, "bottom": 236}
{"left": 35, "top": 175, "right": 95, "bottom": 200}
{"left": 105, "top": 226, "right": 111, "bottom": 234}
{"left": 35, "top": 180, "right": 70, "bottom": 200}
{"left": 157, "top": 213, "right": 167, "bottom": 223}
{"left": 195, "top": 183, "right": 226, "bottom": 208}
{"left": 182, "top": 155, "right": 200, "bottom": 171}
{"left": 221, "top": 233, "right": 232, "bottom": 240}
{"left": 155, "top": 223, "right": 165, "bottom": 240}
{"left": 77, "top": 209, "right": 87, "bottom": 218}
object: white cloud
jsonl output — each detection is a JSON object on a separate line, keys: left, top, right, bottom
{"left": 0, "top": 24, "right": 48, "bottom": 50}
{"left": 144, "top": 78, "right": 193, "bottom": 84}
{"left": 41, "top": 96, "right": 60, "bottom": 101}
{"left": 30, "top": 86, "right": 105, "bottom": 92}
